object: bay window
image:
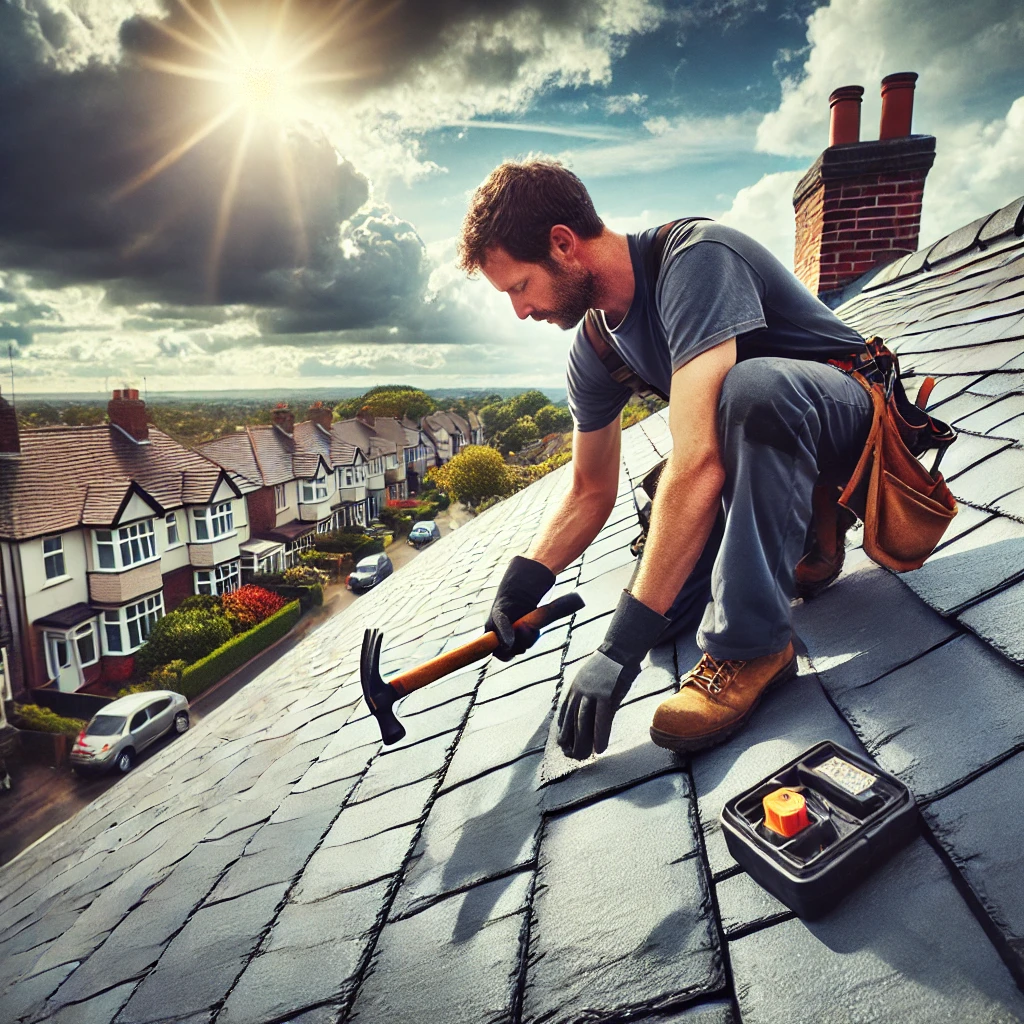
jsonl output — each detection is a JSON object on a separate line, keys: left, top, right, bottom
{"left": 103, "top": 593, "right": 164, "bottom": 654}
{"left": 301, "top": 475, "right": 329, "bottom": 503}
{"left": 94, "top": 519, "right": 158, "bottom": 571}
{"left": 192, "top": 502, "right": 234, "bottom": 541}
{"left": 195, "top": 560, "right": 241, "bottom": 595}
{"left": 43, "top": 536, "right": 66, "bottom": 580}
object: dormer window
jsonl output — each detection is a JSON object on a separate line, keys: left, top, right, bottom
{"left": 301, "top": 474, "right": 329, "bottom": 502}
{"left": 94, "top": 520, "right": 158, "bottom": 571}
{"left": 193, "top": 502, "right": 234, "bottom": 541}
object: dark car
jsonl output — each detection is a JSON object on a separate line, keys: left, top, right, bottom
{"left": 408, "top": 520, "right": 441, "bottom": 548}
{"left": 346, "top": 552, "right": 394, "bottom": 592}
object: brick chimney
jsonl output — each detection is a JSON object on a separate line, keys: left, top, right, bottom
{"left": 271, "top": 402, "right": 295, "bottom": 435}
{"left": 356, "top": 408, "right": 375, "bottom": 428}
{"left": 307, "top": 401, "right": 333, "bottom": 432}
{"left": 793, "top": 72, "right": 935, "bottom": 299}
{"left": 0, "top": 388, "right": 20, "bottom": 457}
{"left": 108, "top": 387, "right": 149, "bottom": 443}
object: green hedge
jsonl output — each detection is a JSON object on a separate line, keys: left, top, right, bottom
{"left": 14, "top": 703, "right": 87, "bottom": 736}
{"left": 176, "top": 600, "right": 301, "bottom": 699}
{"left": 352, "top": 539, "right": 384, "bottom": 561}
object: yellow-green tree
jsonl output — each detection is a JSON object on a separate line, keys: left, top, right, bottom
{"left": 334, "top": 386, "right": 436, "bottom": 421}
{"left": 430, "top": 445, "right": 514, "bottom": 506}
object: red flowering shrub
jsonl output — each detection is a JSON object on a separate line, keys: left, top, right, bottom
{"left": 386, "top": 498, "right": 421, "bottom": 509}
{"left": 221, "top": 585, "right": 287, "bottom": 633}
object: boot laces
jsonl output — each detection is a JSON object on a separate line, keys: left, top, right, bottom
{"left": 689, "top": 652, "right": 742, "bottom": 695}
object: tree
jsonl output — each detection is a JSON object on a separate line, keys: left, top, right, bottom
{"left": 491, "top": 415, "right": 540, "bottom": 456}
{"left": 508, "top": 389, "right": 549, "bottom": 419}
{"left": 533, "top": 404, "right": 573, "bottom": 434}
{"left": 480, "top": 400, "right": 515, "bottom": 435}
{"left": 431, "top": 445, "right": 514, "bottom": 505}
{"left": 334, "top": 386, "right": 436, "bottom": 421}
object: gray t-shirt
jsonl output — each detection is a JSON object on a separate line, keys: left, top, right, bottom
{"left": 566, "top": 219, "right": 866, "bottom": 432}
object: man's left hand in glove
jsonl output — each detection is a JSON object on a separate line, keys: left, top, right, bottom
{"left": 557, "top": 590, "right": 668, "bottom": 760}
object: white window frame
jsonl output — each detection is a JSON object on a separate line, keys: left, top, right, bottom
{"left": 194, "top": 560, "right": 241, "bottom": 596}
{"left": 165, "top": 512, "right": 181, "bottom": 548}
{"left": 43, "top": 624, "right": 96, "bottom": 679}
{"left": 43, "top": 536, "right": 67, "bottom": 581}
{"left": 102, "top": 594, "right": 164, "bottom": 654}
{"left": 274, "top": 484, "right": 287, "bottom": 510}
{"left": 300, "top": 474, "right": 329, "bottom": 503}
{"left": 93, "top": 519, "right": 158, "bottom": 572}
{"left": 192, "top": 501, "right": 235, "bottom": 542}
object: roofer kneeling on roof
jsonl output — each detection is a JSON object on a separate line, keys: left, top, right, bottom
{"left": 458, "top": 159, "right": 877, "bottom": 761}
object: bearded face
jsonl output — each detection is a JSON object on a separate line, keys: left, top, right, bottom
{"left": 536, "top": 259, "right": 598, "bottom": 330}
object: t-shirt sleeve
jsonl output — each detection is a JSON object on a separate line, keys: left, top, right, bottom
{"left": 566, "top": 327, "right": 631, "bottom": 433}
{"left": 657, "top": 239, "right": 767, "bottom": 371}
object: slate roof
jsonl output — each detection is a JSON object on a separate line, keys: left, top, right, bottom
{"left": 0, "top": 426, "right": 229, "bottom": 541}
{"left": 3, "top": 199, "right": 1024, "bottom": 1024}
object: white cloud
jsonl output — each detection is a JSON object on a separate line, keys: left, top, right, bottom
{"left": 604, "top": 92, "right": 648, "bottom": 115}
{"left": 717, "top": 169, "right": 805, "bottom": 265}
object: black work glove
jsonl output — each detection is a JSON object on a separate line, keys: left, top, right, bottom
{"left": 486, "top": 555, "right": 556, "bottom": 662}
{"left": 557, "top": 591, "right": 668, "bottom": 760}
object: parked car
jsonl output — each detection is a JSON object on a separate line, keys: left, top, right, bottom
{"left": 346, "top": 552, "right": 394, "bottom": 593}
{"left": 408, "top": 520, "right": 441, "bottom": 547}
{"left": 71, "top": 690, "right": 190, "bottom": 775}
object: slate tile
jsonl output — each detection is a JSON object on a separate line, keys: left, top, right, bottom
{"left": 39, "top": 981, "right": 137, "bottom": 1024}
{"left": 269, "top": 778, "right": 353, "bottom": 826}
{"left": 914, "top": 338, "right": 1024, "bottom": 376}
{"left": 1, "top": 961, "right": 78, "bottom": 1023}
{"left": 394, "top": 666, "right": 480, "bottom": 715}
{"left": 540, "top": 691, "right": 682, "bottom": 812}
{"left": 116, "top": 882, "right": 289, "bottom": 1024}
{"left": 970, "top": 370, "right": 1024, "bottom": 398}
{"left": 353, "top": 730, "right": 457, "bottom": 802}
{"left": 933, "top": 391, "right": 1005, "bottom": 426}
{"left": 292, "top": 744, "right": 374, "bottom": 794}
{"left": 940, "top": 432, "right": 1013, "bottom": 481}
{"left": 690, "top": 672, "right": 863, "bottom": 878}
{"left": 293, "top": 824, "right": 417, "bottom": 902}
{"left": 925, "top": 752, "right": 1024, "bottom": 975}
{"left": 218, "top": 882, "right": 389, "bottom": 1024}
{"left": 577, "top": 544, "right": 638, "bottom": 586}
{"left": 832, "top": 633, "right": 1024, "bottom": 800}
{"left": 728, "top": 839, "right": 1024, "bottom": 1024}
{"left": 629, "top": 1002, "right": 736, "bottom": 1024}
{"left": 714, "top": 869, "right": 792, "bottom": 939}
{"left": 956, "top": 394, "right": 1024, "bottom": 436}
{"left": 477, "top": 649, "right": 563, "bottom": 703}
{"left": 792, "top": 561, "right": 958, "bottom": 696}
{"left": 322, "top": 776, "right": 435, "bottom": 848}
{"left": 932, "top": 500, "right": 993, "bottom": 550}
{"left": 443, "top": 679, "right": 557, "bottom": 790}
{"left": 959, "top": 576, "right": 1024, "bottom": 665}
{"left": 900, "top": 513, "right": 1024, "bottom": 614}
{"left": 349, "top": 872, "right": 532, "bottom": 1024}
{"left": 523, "top": 774, "right": 722, "bottom": 1024}
{"left": 573, "top": 558, "right": 635, "bottom": 625}
{"left": 390, "top": 692, "right": 473, "bottom": 749}
{"left": 391, "top": 755, "right": 543, "bottom": 919}
{"left": 564, "top": 610, "right": 613, "bottom": 664}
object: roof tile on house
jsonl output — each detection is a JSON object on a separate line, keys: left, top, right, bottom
{"left": 3, "top": 199, "right": 1024, "bottom": 1023}
{"left": 0, "top": 425, "right": 228, "bottom": 540}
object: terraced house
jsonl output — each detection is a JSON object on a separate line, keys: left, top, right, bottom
{"left": 0, "top": 390, "right": 249, "bottom": 700}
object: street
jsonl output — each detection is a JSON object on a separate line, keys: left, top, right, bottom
{"left": 0, "top": 505, "right": 472, "bottom": 866}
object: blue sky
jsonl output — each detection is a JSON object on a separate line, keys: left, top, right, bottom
{"left": 1, "top": 0, "right": 1022, "bottom": 394}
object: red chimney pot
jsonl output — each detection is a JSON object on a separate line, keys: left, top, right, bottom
{"left": 108, "top": 388, "right": 149, "bottom": 442}
{"left": 829, "top": 85, "right": 864, "bottom": 147}
{"left": 879, "top": 72, "right": 918, "bottom": 139}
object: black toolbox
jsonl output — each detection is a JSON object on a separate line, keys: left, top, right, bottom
{"left": 720, "top": 741, "right": 919, "bottom": 919}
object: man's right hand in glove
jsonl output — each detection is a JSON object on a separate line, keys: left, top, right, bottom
{"left": 486, "top": 555, "right": 556, "bottom": 662}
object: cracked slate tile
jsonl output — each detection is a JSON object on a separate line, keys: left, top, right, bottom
{"left": 1, "top": 960, "right": 78, "bottom": 1023}
{"left": 443, "top": 679, "right": 557, "bottom": 790}
{"left": 391, "top": 754, "right": 543, "bottom": 919}
{"left": 540, "top": 690, "right": 682, "bottom": 812}
{"left": 959, "top": 576, "right": 1024, "bottom": 665}
{"left": 924, "top": 752, "right": 1024, "bottom": 978}
{"left": 728, "top": 839, "right": 1024, "bottom": 1024}
{"left": 714, "top": 869, "right": 792, "bottom": 939}
{"left": 217, "top": 881, "right": 389, "bottom": 1024}
{"left": 830, "top": 632, "right": 1024, "bottom": 800}
{"left": 348, "top": 871, "right": 532, "bottom": 1024}
{"left": 321, "top": 776, "right": 436, "bottom": 848}
{"left": 293, "top": 823, "right": 418, "bottom": 902}
{"left": 115, "top": 882, "right": 289, "bottom": 1024}
{"left": 31, "top": 981, "right": 138, "bottom": 1024}
{"left": 792, "top": 561, "right": 959, "bottom": 696}
{"left": 690, "top": 671, "right": 864, "bottom": 878}
{"left": 352, "top": 730, "right": 458, "bottom": 802}
{"left": 900, "top": 513, "right": 1024, "bottom": 614}
{"left": 523, "top": 773, "right": 722, "bottom": 1024}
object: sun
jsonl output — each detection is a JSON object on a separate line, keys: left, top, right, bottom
{"left": 116, "top": 0, "right": 379, "bottom": 297}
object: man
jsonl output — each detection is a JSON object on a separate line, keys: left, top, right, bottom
{"left": 458, "top": 159, "right": 871, "bottom": 761}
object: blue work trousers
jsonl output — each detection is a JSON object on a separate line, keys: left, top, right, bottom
{"left": 660, "top": 357, "right": 873, "bottom": 660}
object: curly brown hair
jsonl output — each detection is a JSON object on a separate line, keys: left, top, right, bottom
{"left": 457, "top": 159, "right": 604, "bottom": 275}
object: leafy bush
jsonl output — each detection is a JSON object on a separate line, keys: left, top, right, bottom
{"left": 14, "top": 704, "right": 86, "bottom": 735}
{"left": 430, "top": 445, "right": 515, "bottom": 506}
{"left": 491, "top": 416, "right": 540, "bottom": 456}
{"left": 222, "top": 585, "right": 287, "bottom": 633}
{"left": 177, "top": 601, "right": 301, "bottom": 698}
{"left": 533, "top": 404, "right": 573, "bottom": 434}
{"left": 378, "top": 506, "right": 412, "bottom": 538}
{"left": 117, "top": 659, "right": 187, "bottom": 698}
{"left": 300, "top": 550, "right": 345, "bottom": 575}
{"left": 312, "top": 529, "right": 373, "bottom": 554}
{"left": 176, "top": 594, "right": 224, "bottom": 615}
{"left": 135, "top": 608, "right": 233, "bottom": 676}
{"left": 352, "top": 539, "right": 385, "bottom": 561}
{"left": 283, "top": 564, "right": 330, "bottom": 587}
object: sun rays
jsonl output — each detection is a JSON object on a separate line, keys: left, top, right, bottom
{"left": 117, "top": 0, "right": 388, "bottom": 298}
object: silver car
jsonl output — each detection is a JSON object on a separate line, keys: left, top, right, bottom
{"left": 71, "top": 690, "right": 190, "bottom": 775}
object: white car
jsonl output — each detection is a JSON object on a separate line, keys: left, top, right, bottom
{"left": 71, "top": 690, "right": 190, "bottom": 775}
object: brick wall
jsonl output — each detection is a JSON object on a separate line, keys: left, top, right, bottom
{"left": 792, "top": 136, "right": 935, "bottom": 298}
{"left": 162, "top": 564, "right": 194, "bottom": 611}
{"left": 247, "top": 487, "right": 276, "bottom": 535}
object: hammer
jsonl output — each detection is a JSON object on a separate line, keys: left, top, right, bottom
{"left": 360, "top": 593, "right": 585, "bottom": 744}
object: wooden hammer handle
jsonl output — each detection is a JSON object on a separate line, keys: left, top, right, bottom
{"left": 388, "top": 593, "right": 584, "bottom": 697}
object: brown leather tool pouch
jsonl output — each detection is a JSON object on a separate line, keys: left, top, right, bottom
{"left": 839, "top": 368, "right": 958, "bottom": 572}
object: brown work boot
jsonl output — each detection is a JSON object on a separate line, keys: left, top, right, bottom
{"left": 795, "top": 485, "right": 856, "bottom": 600}
{"left": 649, "top": 643, "right": 797, "bottom": 753}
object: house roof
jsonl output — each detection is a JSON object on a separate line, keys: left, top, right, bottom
{"left": 0, "top": 425, "right": 229, "bottom": 540}
{"left": 3, "top": 198, "right": 1024, "bottom": 1024}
